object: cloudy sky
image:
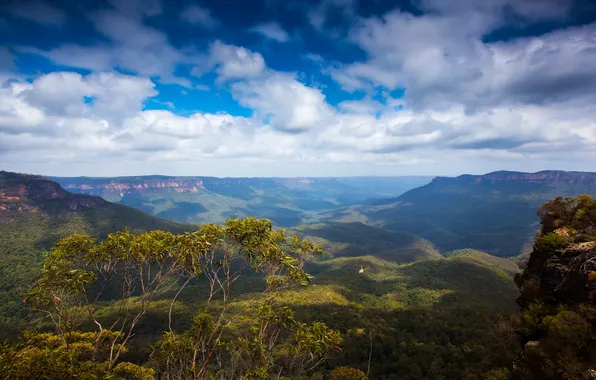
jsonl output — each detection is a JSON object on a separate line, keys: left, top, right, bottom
{"left": 1, "top": 0, "right": 595, "bottom": 177}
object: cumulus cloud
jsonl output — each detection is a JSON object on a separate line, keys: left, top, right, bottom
{"left": 23, "top": 8, "right": 193, "bottom": 86}
{"left": 232, "top": 73, "right": 333, "bottom": 132}
{"left": 250, "top": 22, "right": 290, "bottom": 42}
{"left": 206, "top": 41, "right": 266, "bottom": 79}
{"left": 331, "top": 5, "right": 596, "bottom": 114}
{"left": 2, "top": 65, "right": 595, "bottom": 177}
{"left": 21, "top": 71, "right": 156, "bottom": 120}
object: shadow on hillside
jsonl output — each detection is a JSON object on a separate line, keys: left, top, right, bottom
{"left": 306, "top": 256, "right": 518, "bottom": 312}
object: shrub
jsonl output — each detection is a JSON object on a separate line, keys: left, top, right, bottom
{"left": 535, "top": 233, "right": 570, "bottom": 255}
{"left": 329, "top": 366, "right": 368, "bottom": 380}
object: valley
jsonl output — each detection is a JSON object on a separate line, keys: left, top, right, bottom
{"left": 51, "top": 175, "right": 432, "bottom": 226}
{"left": 1, "top": 169, "right": 595, "bottom": 378}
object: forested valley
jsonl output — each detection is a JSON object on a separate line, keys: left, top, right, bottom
{"left": 1, "top": 170, "right": 596, "bottom": 379}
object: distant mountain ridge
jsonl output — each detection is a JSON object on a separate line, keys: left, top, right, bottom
{"left": 325, "top": 170, "right": 596, "bottom": 257}
{"left": 51, "top": 174, "right": 433, "bottom": 226}
{"left": 51, "top": 176, "right": 355, "bottom": 196}
{"left": 434, "top": 170, "right": 596, "bottom": 185}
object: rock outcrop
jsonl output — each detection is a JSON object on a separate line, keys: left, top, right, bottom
{"left": 514, "top": 195, "right": 596, "bottom": 379}
{"left": 0, "top": 171, "right": 106, "bottom": 214}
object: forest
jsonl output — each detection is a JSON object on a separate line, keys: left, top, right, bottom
{"left": 0, "top": 214, "right": 520, "bottom": 379}
{"left": 2, "top": 172, "right": 596, "bottom": 379}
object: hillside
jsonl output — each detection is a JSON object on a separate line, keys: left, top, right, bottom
{"left": 294, "top": 222, "right": 442, "bottom": 263}
{"left": 0, "top": 171, "right": 193, "bottom": 328}
{"left": 50, "top": 175, "right": 432, "bottom": 227}
{"left": 289, "top": 235, "right": 520, "bottom": 377}
{"left": 324, "top": 170, "right": 596, "bottom": 257}
{"left": 226, "top": 224, "right": 520, "bottom": 377}
{"left": 111, "top": 222, "right": 522, "bottom": 378}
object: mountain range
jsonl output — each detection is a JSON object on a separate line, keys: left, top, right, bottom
{"left": 324, "top": 170, "right": 596, "bottom": 257}
{"left": 50, "top": 175, "right": 432, "bottom": 227}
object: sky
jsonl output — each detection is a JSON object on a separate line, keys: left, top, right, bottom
{"left": 1, "top": 0, "right": 596, "bottom": 177}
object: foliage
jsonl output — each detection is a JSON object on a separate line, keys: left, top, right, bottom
{"left": 515, "top": 195, "right": 596, "bottom": 379}
{"left": 0, "top": 330, "right": 154, "bottom": 380}
{"left": 537, "top": 194, "right": 596, "bottom": 236}
{"left": 534, "top": 232, "right": 570, "bottom": 255}
{"left": 515, "top": 305, "right": 596, "bottom": 379}
{"left": 3, "top": 217, "right": 339, "bottom": 379}
{"left": 329, "top": 366, "right": 368, "bottom": 380}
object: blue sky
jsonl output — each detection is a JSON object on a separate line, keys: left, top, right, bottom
{"left": 1, "top": 0, "right": 596, "bottom": 177}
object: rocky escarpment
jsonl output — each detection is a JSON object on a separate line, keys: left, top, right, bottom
{"left": 514, "top": 195, "right": 596, "bottom": 379}
{"left": 0, "top": 171, "right": 105, "bottom": 214}
{"left": 50, "top": 175, "right": 349, "bottom": 198}
{"left": 432, "top": 170, "right": 596, "bottom": 186}
{"left": 517, "top": 240, "right": 596, "bottom": 307}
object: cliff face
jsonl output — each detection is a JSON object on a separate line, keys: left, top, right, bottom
{"left": 51, "top": 176, "right": 347, "bottom": 197}
{"left": 62, "top": 180, "right": 206, "bottom": 196}
{"left": 0, "top": 171, "right": 105, "bottom": 214}
{"left": 514, "top": 195, "right": 596, "bottom": 379}
{"left": 432, "top": 170, "right": 596, "bottom": 186}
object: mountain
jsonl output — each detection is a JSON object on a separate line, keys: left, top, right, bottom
{"left": 324, "top": 170, "right": 596, "bottom": 257}
{"left": 50, "top": 175, "right": 432, "bottom": 227}
{"left": 294, "top": 222, "right": 442, "bottom": 263}
{"left": 0, "top": 171, "right": 193, "bottom": 327}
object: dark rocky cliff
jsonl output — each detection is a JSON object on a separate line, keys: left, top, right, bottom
{"left": 514, "top": 195, "right": 596, "bottom": 379}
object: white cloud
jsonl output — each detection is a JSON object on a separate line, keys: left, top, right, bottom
{"left": 21, "top": 71, "right": 156, "bottom": 120}
{"left": 232, "top": 72, "right": 333, "bottom": 132}
{"left": 251, "top": 22, "right": 290, "bottom": 42}
{"left": 206, "top": 41, "right": 266, "bottom": 80}
{"left": 332, "top": 9, "right": 596, "bottom": 113}
{"left": 2, "top": 68, "right": 596, "bottom": 177}
{"left": 23, "top": 9, "right": 194, "bottom": 86}
{"left": 181, "top": 5, "right": 219, "bottom": 28}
